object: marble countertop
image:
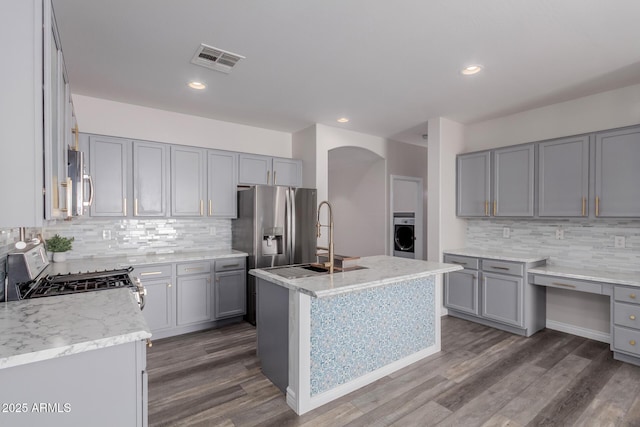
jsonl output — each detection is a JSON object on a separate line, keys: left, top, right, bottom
{"left": 48, "top": 249, "right": 248, "bottom": 275}
{"left": 250, "top": 255, "right": 463, "bottom": 298}
{"left": 529, "top": 265, "right": 640, "bottom": 288}
{"left": 0, "top": 288, "right": 151, "bottom": 370}
{"left": 444, "top": 248, "right": 549, "bottom": 264}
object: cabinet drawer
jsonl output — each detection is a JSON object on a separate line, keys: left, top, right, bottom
{"left": 613, "top": 326, "right": 640, "bottom": 356}
{"left": 614, "top": 286, "right": 640, "bottom": 305}
{"left": 443, "top": 255, "right": 479, "bottom": 270}
{"left": 214, "top": 257, "right": 246, "bottom": 272}
{"left": 614, "top": 302, "right": 640, "bottom": 329}
{"left": 529, "top": 275, "right": 603, "bottom": 294}
{"left": 177, "top": 261, "right": 211, "bottom": 276}
{"left": 481, "top": 259, "right": 523, "bottom": 277}
{"left": 133, "top": 264, "right": 173, "bottom": 280}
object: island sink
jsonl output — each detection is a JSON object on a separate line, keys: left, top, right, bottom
{"left": 263, "top": 263, "right": 367, "bottom": 280}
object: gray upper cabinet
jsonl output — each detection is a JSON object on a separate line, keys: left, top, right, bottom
{"left": 89, "top": 135, "right": 129, "bottom": 217}
{"left": 207, "top": 150, "right": 237, "bottom": 218}
{"left": 538, "top": 135, "right": 589, "bottom": 217}
{"left": 171, "top": 146, "right": 206, "bottom": 217}
{"left": 273, "top": 158, "right": 302, "bottom": 187}
{"left": 133, "top": 141, "right": 168, "bottom": 217}
{"left": 238, "top": 154, "right": 271, "bottom": 185}
{"left": 595, "top": 126, "right": 640, "bottom": 217}
{"left": 238, "top": 154, "right": 302, "bottom": 187}
{"left": 494, "top": 144, "right": 535, "bottom": 217}
{"left": 214, "top": 269, "right": 246, "bottom": 319}
{"left": 457, "top": 152, "right": 491, "bottom": 217}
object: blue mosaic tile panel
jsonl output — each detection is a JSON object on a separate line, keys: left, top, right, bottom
{"left": 310, "top": 276, "right": 435, "bottom": 396}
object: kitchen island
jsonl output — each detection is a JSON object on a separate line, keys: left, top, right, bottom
{"left": 250, "top": 255, "right": 462, "bottom": 415}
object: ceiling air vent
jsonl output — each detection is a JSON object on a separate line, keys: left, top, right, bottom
{"left": 190, "top": 43, "right": 245, "bottom": 74}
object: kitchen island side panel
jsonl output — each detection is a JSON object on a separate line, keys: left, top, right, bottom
{"left": 309, "top": 276, "right": 435, "bottom": 395}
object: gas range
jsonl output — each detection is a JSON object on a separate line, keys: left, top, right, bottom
{"left": 3, "top": 243, "right": 146, "bottom": 309}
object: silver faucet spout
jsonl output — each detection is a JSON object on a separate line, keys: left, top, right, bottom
{"left": 316, "top": 201, "right": 335, "bottom": 274}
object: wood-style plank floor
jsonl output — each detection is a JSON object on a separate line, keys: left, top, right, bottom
{"left": 147, "top": 316, "right": 640, "bottom": 426}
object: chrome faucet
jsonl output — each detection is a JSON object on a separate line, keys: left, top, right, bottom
{"left": 316, "top": 200, "right": 335, "bottom": 273}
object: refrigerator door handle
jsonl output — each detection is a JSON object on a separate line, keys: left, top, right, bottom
{"left": 290, "top": 188, "right": 296, "bottom": 264}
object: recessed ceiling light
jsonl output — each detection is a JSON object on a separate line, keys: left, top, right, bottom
{"left": 188, "top": 81, "right": 207, "bottom": 90}
{"left": 337, "top": 117, "right": 349, "bottom": 123}
{"left": 461, "top": 65, "right": 483, "bottom": 75}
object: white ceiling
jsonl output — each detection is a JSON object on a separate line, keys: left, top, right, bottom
{"left": 51, "top": 0, "right": 640, "bottom": 146}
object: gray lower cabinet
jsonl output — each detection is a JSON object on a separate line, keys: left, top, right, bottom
{"left": 171, "top": 146, "right": 206, "bottom": 216}
{"left": 444, "top": 253, "right": 545, "bottom": 336}
{"left": 481, "top": 272, "right": 523, "bottom": 327}
{"left": 133, "top": 141, "right": 168, "bottom": 216}
{"left": 494, "top": 144, "right": 535, "bottom": 217}
{"left": 595, "top": 126, "right": 640, "bottom": 217}
{"left": 0, "top": 340, "right": 147, "bottom": 427}
{"left": 213, "top": 257, "right": 247, "bottom": 319}
{"left": 456, "top": 151, "right": 491, "bottom": 217}
{"left": 89, "top": 135, "right": 129, "bottom": 217}
{"left": 538, "top": 135, "right": 590, "bottom": 217}
{"left": 176, "top": 261, "right": 211, "bottom": 326}
{"left": 135, "top": 264, "right": 175, "bottom": 333}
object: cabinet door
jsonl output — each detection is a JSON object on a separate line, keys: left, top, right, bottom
{"left": 214, "top": 270, "right": 246, "bottom": 319}
{"left": 481, "top": 272, "right": 523, "bottom": 327}
{"left": 457, "top": 152, "right": 491, "bottom": 217}
{"left": 176, "top": 275, "right": 211, "bottom": 325}
{"left": 171, "top": 146, "right": 206, "bottom": 216}
{"left": 538, "top": 136, "right": 589, "bottom": 217}
{"left": 494, "top": 144, "right": 535, "bottom": 217}
{"left": 207, "top": 150, "right": 237, "bottom": 218}
{"left": 89, "top": 135, "right": 129, "bottom": 217}
{"left": 238, "top": 154, "right": 271, "bottom": 185}
{"left": 133, "top": 141, "right": 168, "bottom": 217}
{"left": 142, "top": 279, "right": 174, "bottom": 332}
{"left": 595, "top": 126, "right": 640, "bottom": 217}
{"left": 444, "top": 269, "right": 479, "bottom": 315}
{"left": 272, "top": 158, "right": 302, "bottom": 187}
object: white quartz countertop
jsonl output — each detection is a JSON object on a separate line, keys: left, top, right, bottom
{"left": 48, "top": 249, "right": 248, "bottom": 275}
{"left": 250, "top": 255, "right": 463, "bottom": 298}
{"left": 0, "top": 288, "right": 151, "bottom": 370}
{"left": 444, "top": 248, "right": 549, "bottom": 264}
{"left": 529, "top": 265, "right": 640, "bottom": 288}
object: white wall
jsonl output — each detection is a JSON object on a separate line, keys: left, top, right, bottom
{"left": 292, "top": 125, "right": 317, "bottom": 188}
{"left": 328, "top": 147, "right": 386, "bottom": 257}
{"left": 465, "top": 83, "right": 640, "bottom": 151}
{"left": 72, "top": 95, "right": 292, "bottom": 156}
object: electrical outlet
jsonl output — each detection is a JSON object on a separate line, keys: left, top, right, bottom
{"left": 614, "top": 236, "right": 626, "bottom": 248}
{"left": 555, "top": 229, "right": 564, "bottom": 240}
{"left": 102, "top": 230, "right": 111, "bottom": 240}
{"left": 503, "top": 227, "right": 510, "bottom": 238}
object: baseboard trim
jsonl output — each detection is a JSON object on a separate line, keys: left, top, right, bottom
{"left": 545, "top": 320, "right": 610, "bottom": 343}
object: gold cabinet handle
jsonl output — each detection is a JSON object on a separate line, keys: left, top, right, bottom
{"left": 630, "top": 340, "right": 637, "bottom": 346}
{"left": 146, "top": 338, "right": 153, "bottom": 348}
{"left": 200, "top": 200, "right": 204, "bottom": 216}
{"left": 485, "top": 201, "right": 489, "bottom": 216}
{"left": 185, "top": 267, "right": 203, "bottom": 272}
{"left": 168, "top": 283, "right": 172, "bottom": 288}
{"left": 552, "top": 282, "right": 577, "bottom": 289}
{"left": 493, "top": 200, "right": 497, "bottom": 216}
{"left": 274, "top": 170, "right": 277, "bottom": 185}
{"left": 630, "top": 315, "right": 636, "bottom": 320}
{"left": 209, "top": 199, "right": 213, "bottom": 216}
{"left": 123, "top": 198, "right": 127, "bottom": 216}
{"left": 134, "top": 198, "right": 139, "bottom": 216}
{"left": 631, "top": 294, "right": 637, "bottom": 299}
{"left": 595, "top": 196, "right": 600, "bottom": 217}
{"left": 581, "top": 197, "right": 586, "bottom": 217}
{"left": 140, "top": 271, "right": 163, "bottom": 276}
{"left": 491, "top": 266, "right": 510, "bottom": 271}
{"left": 267, "top": 170, "right": 271, "bottom": 185}
{"left": 450, "top": 261, "right": 467, "bottom": 266}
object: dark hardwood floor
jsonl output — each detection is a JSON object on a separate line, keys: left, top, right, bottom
{"left": 147, "top": 316, "right": 640, "bottom": 426}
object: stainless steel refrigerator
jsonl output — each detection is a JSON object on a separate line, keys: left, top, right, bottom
{"left": 232, "top": 186, "right": 317, "bottom": 325}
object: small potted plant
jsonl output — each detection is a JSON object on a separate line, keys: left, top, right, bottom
{"left": 46, "top": 234, "right": 74, "bottom": 262}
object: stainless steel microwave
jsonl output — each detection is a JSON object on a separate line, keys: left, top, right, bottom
{"left": 67, "top": 148, "right": 93, "bottom": 216}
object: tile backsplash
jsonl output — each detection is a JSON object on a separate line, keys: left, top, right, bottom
{"left": 0, "top": 218, "right": 232, "bottom": 261}
{"left": 465, "top": 219, "right": 640, "bottom": 273}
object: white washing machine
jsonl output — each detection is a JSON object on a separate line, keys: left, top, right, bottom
{"left": 393, "top": 212, "right": 415, "bottom": 259}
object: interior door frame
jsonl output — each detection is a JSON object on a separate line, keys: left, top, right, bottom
{"left": 390, "top": 175, "right": 424, "bottom": 260}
